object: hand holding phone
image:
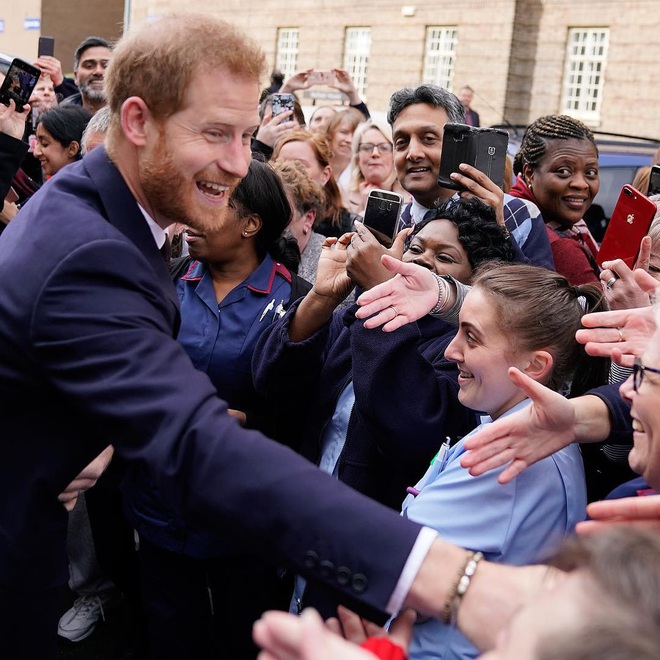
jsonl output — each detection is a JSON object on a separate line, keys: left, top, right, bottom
{"left": 0, "top": 59, "right": 41, "bottom": 112}
{"left": 38, "top": 36, "right": 55, "bottom": 58}
{"left": 307, "top": 71, "right": 335, "bottom": 86}
{"left": 363, "top": 189, "right": 403, "bottom": 248}
{"left": 271, "top": 93, "right": 295, "bottom": 122}
{"left": 597, "top": 185, "right": 657, "bottom": 268}
{"left": 438, "top": 124, "right": 508, "bottom": 191}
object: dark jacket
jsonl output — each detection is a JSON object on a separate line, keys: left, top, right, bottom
{"left": 253, "top": 301, "right": 475, "bottom": 510}
{"left": 0, "top": 146, "right": 425, "bottom": 655}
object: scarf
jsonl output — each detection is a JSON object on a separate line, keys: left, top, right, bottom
{"left": 509, "top": 174, "right": 599, "bottom": 261}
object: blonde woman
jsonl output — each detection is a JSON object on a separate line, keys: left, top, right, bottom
{"left": 346, "top": 120, "right": 406, "bottom": 216}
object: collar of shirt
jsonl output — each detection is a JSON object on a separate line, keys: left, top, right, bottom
{"left": 137, "top": 204, "right": 168, "bottom": 250}
{"left": 410, "top": 198, "right": 432, "bottom": 225}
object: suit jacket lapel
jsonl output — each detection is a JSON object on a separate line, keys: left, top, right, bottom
{"left": 82, "top": 147, "right": 179, "bottom": 317}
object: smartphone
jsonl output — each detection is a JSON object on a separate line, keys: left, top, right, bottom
{"left": 38, "top": 36, "right": 55, "bottom": 58}
{"left": 271, "top": 93, "right": 295, "bottom": 121}
{"left": 363, "top": 189, "right": 403, "bottom": 247}
{"left": 5, "top": 187, "right": 18, "bottom": 204}
{"left": 0, "top": 58, "right": 41, "bottom": 112}
{"left": 597, "top": 185, "right": 657, "bottom": 268}
{"left": 648, "top": 165, "right": 660, "bottom": 197}
{"left": 437, "top": 123, "right": 509, "bottom": 191}
{"left": 307, "top": 70, "right": 335, "bottom": 86}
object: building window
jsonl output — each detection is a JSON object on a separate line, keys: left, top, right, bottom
{"left": 561, "top": 28, "right": 609, "bottom": 124}
{"left": 344, "top": 27, "right": 372, "bottom": 99}
{"left": 422, "top": 27, "right": 458, "bottom": 90}
{"left": 276, "top": 28, "right": 299, "bottom": 80}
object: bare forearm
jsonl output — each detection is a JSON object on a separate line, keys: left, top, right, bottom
{"left": 573, "top": 394, "right": 612, "bottom": 443}
{"left": 287, "top": 290, "right": 338, "bottom": 342}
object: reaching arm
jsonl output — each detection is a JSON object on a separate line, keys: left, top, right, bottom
{"left": 355, "top": 257, "right": 458, "bottom": 331}
{"left": 577, "top": 495, "right": 660, "bottom": 535}
{"left": 459, "top": 367, "right": 613, "bottom": 482}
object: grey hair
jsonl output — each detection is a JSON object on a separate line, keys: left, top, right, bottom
{"left": 81, "top": 106, "right": 111, "bottom": 154}
{"left": 387, "top": 84, "right": 465, "bottom": 126}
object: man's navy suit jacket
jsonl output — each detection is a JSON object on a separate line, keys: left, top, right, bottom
{"left": 0, "top": 147, "right": 420, "bottom": 614}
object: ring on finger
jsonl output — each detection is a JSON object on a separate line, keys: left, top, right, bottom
{"left": 605, "top": 276, "right": 617, "bottom": 290}
{"left": 617, "top": 327, "right": 624, "bottom": 342}
{"left": 390, "top": 306, "right": 398, "bottom": 317}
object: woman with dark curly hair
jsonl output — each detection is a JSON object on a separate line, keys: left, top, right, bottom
{"left": 510, "top": 114, "right": 601, "bottom": 285}
{"left": 253, "top": 197, "right": 515, "bottom": 619}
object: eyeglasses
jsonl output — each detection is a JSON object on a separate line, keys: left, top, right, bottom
{"left": 633, "top": 357, "right": 660, "bottom": 392}
{"left": 358, "top": 142, "right": 393, "bottom": 154}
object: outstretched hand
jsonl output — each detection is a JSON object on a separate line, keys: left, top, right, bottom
{"left": 460, "top": 368, "right": 577, "bottom": 482}
{"left": 577, "top": 495, "right": 660, "bottom": 535}
{"left": 576, "top": 297, "right": 658, "bottom": 367}
{"left": 356, "top": 256, "right": 437, "bottom": 331}
{"left": 254, "top": 607, "right": 414, "bottom": 660}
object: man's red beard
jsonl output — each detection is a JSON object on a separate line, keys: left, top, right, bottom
{"left": 139, "top": 134, "right": 240, "bottom": 234}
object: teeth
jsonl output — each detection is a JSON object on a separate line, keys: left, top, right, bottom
{"left": 632, "top": 419, "right": 644, "bottom": 432}
{"left": 198, "top": 182, "right": 225, "bottom": 196}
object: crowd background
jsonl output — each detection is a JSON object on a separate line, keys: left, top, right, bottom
{"left": 1, "top": 13, "right": 660, "bottom": 660}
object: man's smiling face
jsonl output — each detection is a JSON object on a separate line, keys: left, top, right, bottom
{"left": 392, "top": 103, "right": 450, "bottom": 208}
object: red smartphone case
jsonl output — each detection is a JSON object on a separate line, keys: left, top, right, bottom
{"left": 597, "top": 185, "right": 657, "bottom": 268}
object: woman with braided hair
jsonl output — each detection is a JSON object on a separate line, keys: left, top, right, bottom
{"left": 510, "top": 115, "right": 601, "bottom": 285}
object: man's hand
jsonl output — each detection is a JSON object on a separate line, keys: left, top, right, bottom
{"left": 255, "top": 109, "right": 297, "bottom": 148}
{"left": 577, "top": 495, "right": 660, "bottom": 535}
{"left": 0, "top": 99, "right": 30, "bottom": 140}
{"left": 57, "top": 446, "right": 114, "bottom": 511}
{"left": 356, "top": 256, "right": 438, "bottom": 331}
{"left": 576, "top": 300, "right": 658, "bottom": 367}
{"left": 346, "top": 221, "right": 409, "bottom": 291}
{"left": 451, "top": 163, "right": 505, "bottom": 228}
{"left": 34, "top": 55, "right": 65, "bottom": 86}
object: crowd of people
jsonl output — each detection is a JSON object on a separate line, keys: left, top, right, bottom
{"left": 1, "top": 11, "right": 660, "bottom": 660}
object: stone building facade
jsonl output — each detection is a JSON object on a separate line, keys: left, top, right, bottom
{"left": 1, "top": 0, "right": 658, "bottom": 137}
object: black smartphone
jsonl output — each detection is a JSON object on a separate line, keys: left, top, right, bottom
{"left": 271, "top": 93, "right": 295, "bottom": 122}
{"left": 648, "top": 164, "right": 660, "bottom": 197}
{"left": 38, "top": 36, "right": 55, "bottom": 58}
{"left": 437, "top": 123, "right": 509, "bottom": 191}
{"left": 363, "top": 189, "right": 403, "bottom": 247}
{"left": 0, "top": 58, "right": 41, "bottom": 112}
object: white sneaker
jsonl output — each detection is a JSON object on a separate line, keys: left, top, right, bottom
{"left": 57, "top": 594, "right": 111, "bottom": 642}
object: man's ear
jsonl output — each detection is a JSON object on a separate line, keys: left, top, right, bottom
{"left": 120, "top": 96, "right": 154, "bottom": 147}
{"left": 522, "top": 350, "right": 553, "bottom": 384}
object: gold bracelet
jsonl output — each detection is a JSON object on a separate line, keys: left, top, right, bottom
{"left": 440, "top": 550, "right": 473, "bottom": 623}
{"left": 449, "top": 551, "right": 484, "bottom": 624}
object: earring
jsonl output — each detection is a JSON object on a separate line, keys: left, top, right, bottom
{"left": 243, "top": 230, "right": 249, "bottom": 236}
{"left": 302, "top": 227, "right": 309, "bottom": 235}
